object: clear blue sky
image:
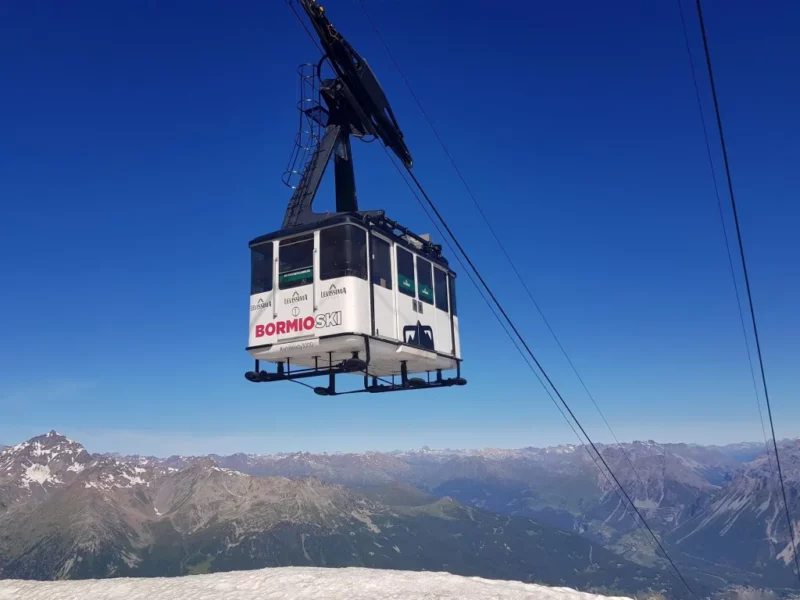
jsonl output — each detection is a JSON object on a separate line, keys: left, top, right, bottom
{"left": 1, "top": 1, "right": 798, "bottom": 456}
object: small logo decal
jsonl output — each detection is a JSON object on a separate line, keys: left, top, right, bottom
{"left": 403, "top": 321, "right": 435, "bottom": 351}
{"left": 250, "top": 298, "right": 272, "bottom": 312}
{"left": 284, "top": 291, "right": 308, "bottom": 305}
{"left": 321, "top": 284, "right": 347, "bottom": 298}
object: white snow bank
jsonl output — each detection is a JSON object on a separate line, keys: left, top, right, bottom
{"left": 0, "top": 566, "right": 633, "bottom": 600}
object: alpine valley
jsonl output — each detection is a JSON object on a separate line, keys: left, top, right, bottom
{"left": 2, "top": 432, "right": 799, "bottom": 599}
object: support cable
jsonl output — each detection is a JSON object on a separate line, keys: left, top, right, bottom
{"left": 287, "top": 0, "right": 325, "bottom": 56}
{"left": 355, "top": 0, "right": 650, "bottom": 497}
{"left": 380, "top": 142, "right": 693, "bottom": 591}
{"left": 288, "top": 3, "right": 692, "bottom": 592}
{"left": 693, "top": 0, "right": 800, "bottom": 582}
{"left": 384, "top": 149, "right": 660, "bottom": 556}
{"left": 402, "top": 162, "right": 693, "bottom": 595}
{"left": 675, "top": 0, "right": 772, "bottom": 464}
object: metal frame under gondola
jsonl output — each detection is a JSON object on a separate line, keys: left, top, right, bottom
{"left": 246, "top": 333, "right": 465, "bottom": 396}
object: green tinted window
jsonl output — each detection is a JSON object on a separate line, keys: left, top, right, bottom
{"left": 278, "top": 235, "right": 314, "bottom": 289}
{"left": 397, "top": 247, "right": 415, "bottom": 297}
{"left": 416, "top": 256, "right": 433, "bottom": 305}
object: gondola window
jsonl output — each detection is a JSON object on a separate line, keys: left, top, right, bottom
{"left": 371, "top": 235, "right": 392, "bottom": 289}
{"left": 417, "top": 257, "right": 434, "bottom": 305}
{"left": 320, "top": 225, "right": 367, "bottom": 281}
{"left": 397, "top": 247, "right": 415, "bottom": 297}
{"left": 434, "top": 268, "right": 449, "bottom": 312}
{"left": 251, "top": 244, "right": 273, "bottom": 295}
{"left": 278, "top": 234, "right": 314, "bottom": 289}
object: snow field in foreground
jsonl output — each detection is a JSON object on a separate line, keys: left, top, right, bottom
{"left": 0, "top": 566, "right": 633, "bottom": 600}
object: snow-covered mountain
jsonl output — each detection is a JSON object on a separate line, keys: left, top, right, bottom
{"left": 712, "top": 442, "right": 773, "bottom": 463}
{"left": 0, "top": 566, "right": 633, "bottom": 600}
{"left": 670, "top": 439, "right": 800, "bottom": 588}
{"left": 0, "top": 431, "right": 92, "bottom": 512}
{"left": 108, "top": 440, "right": 737, "bottom": 497}
{"left": 126, "top": 440, "right": 738, "bottom": 549}
{"left": 587, "top": 442, "right": 737, "bottom": 530}
{"left": 0, "top": 431, "right": 186, "bottom": 518}
{"left": 0, "top": 433, "right": 692, "bottom": 598}
{"left": 99, "top": 436, "right": 793, "bottom": 590}
{"left": 9, "top": 431, "right": 799, "bottom": 595}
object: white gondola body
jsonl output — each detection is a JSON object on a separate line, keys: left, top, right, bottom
{"left": 247, "top": 219, "right": 461, "bottom": 377}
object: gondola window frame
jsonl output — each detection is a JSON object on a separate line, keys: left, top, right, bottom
{"left": 250, "top": 242, "right": 274, "bottom": 295}
{"left": 370, "top": 234, "right": 393, "bottom": 290}
{"left": 416, "top": 256, "right": 434, "bottom": 305}
{"left": 278, "top": 234, "right": 314, "bottom": 290}
{"left": 396, "top": 246, "right": 416, "bottom": 298}
{"left": 433, "top": 267, "right": 449, "bottom": 312}
{"left": 319, "top": 224, "right": 368, "bottom": 281}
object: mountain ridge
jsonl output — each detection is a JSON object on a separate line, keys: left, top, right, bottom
{"left": 0, "top": 432, "right": 696, "bottom": 599}
{"left": 5, "top": 430, "right": 800, "bottom": 596}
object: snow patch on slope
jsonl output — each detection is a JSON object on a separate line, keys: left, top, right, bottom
{"left": 0, "top": 566, "right": 632, "bottom": 600}
{"left": 23, "top": 464, "right": 53, "bottom": 486}
{"left": 120, "top": 472, "right": 145, "bottom": 486}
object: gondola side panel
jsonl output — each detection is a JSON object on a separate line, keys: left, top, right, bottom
{"left": 316, "top": 275, "right": 371, "bottom": 339}
{"left": 248, "top": 277, "right": 371, "bottom": 351}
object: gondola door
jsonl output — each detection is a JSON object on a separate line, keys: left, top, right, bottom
{"left": 273, "top": 233, "right": 316, "bottom": 342}
{"left": 395, "top": 246, "right": 436, "bottom": 352}
{"left": 370, "top": 234, "right": 396, "bottom": 340}
{"left": 412, "top": 255, "right": 437, "bottom": 352}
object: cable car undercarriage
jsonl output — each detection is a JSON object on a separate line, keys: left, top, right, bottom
{"left": 246, "top": 342, "right": 465, "bottom": 397}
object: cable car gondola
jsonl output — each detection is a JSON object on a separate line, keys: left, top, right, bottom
{"left": 245, "top": 0, "right": 465, "bottom": 395}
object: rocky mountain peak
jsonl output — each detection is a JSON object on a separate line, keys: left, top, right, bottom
{"left": 0, "top": 431, "right": 93, "bottom": 511}
{"left": 0, "top": 432, "right": 90, "bottom": 483}
{"left": 0, "top": 430, "right": 783, "bottom": 596}
{"left": 183, "top": 457, "right": 219, "bottom": 471}
{"left": 76, "top": 457, "right": 153, "bottom": 492}
{"left": 3, "top": 430, "right": 87, "bottom": 456}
